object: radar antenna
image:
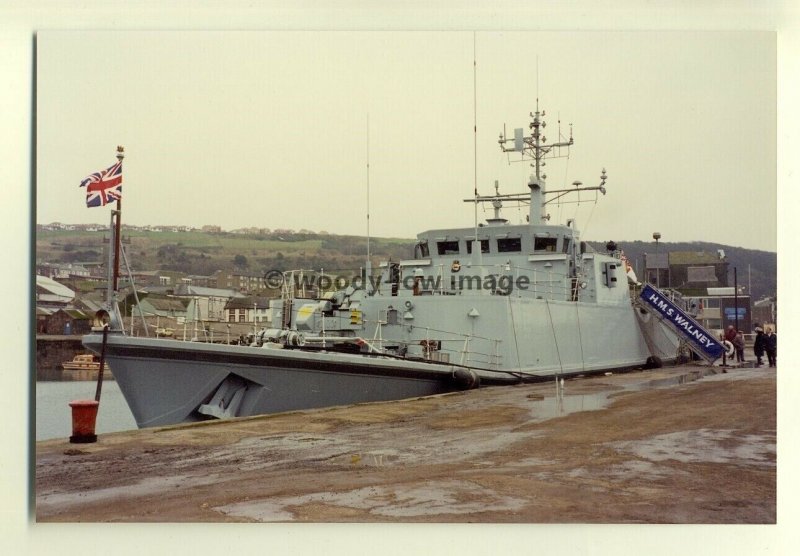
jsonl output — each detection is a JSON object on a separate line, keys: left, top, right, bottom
{"left": 466, "top": 108, "right": 608, "bottom": 225}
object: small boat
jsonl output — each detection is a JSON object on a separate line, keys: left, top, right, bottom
{"left": 62, "top": 354, "right": 111, "bottom": 375}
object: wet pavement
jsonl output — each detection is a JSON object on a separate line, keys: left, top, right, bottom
{"left": 35, "top": 364, "right": 776, "bottom": 523}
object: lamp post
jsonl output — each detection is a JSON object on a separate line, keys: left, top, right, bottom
{"left": 652, "top": 232, "right": 661, "bottom": 288}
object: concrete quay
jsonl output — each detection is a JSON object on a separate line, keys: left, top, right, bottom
{"left": 35, "top": 364, "right": 776, "bottom": 523}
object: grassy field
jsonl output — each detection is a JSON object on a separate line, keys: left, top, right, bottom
{"left": 36, "top": 228, "right": 415, "bottom": 276}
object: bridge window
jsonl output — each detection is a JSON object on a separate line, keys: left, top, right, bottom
{"left": 415, "top": 240, "right": 430, "bottom": 259}
{"left": 437, "top": 241, "right": 460, "bottom": 255}
{"left": 497, "top": 237, "right": 522, "bottom": 252}
{"left": 562, "top": 238, "right": 571, "bottom": 254}
{"left": 466, "top": 239, "right": 490, "bottom": 254}
{"left": 534, "top": 237, "right": 558, "bottom": 252}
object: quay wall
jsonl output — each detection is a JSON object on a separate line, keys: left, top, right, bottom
{"left": 36, "top": 335, "right": 85, "bottom": 376}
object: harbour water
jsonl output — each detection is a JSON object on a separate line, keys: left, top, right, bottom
{"left": 36, "top": 380, "right": 137, "bottom": 441}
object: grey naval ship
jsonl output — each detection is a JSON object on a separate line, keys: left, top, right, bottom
{"left": 84, "top": 106, "right": 691, "bottom": 429}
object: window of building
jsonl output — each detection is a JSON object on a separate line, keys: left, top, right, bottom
{"left": 703, "top": 298, "right": 720, "bottom": 309}
{"left": 228, "top": 310, "right": 235, "bottom": 323}
{"left": 437, "top": 241, "right": 460, "bottom": 255}
{"left": 704, "top": 318, "right": 722, "bottom": 329}
{"left": 238, "top": 310, "right": 245, "bottom": 322}
{"left": 497, "top": 237, "right": 522, "bottom": 253}
{"left": 466, "top": 239, "right": 490, "bottom": 254}
{"left": 533, "top": 237, "right": 557, "bottom": 252}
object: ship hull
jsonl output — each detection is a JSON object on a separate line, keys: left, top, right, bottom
{"left": 82, "top": 335, "right": 499, "bottom": 428}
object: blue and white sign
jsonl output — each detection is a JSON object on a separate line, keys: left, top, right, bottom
{"left": 724, "top": 307, "right": 747, "bottom": 319}
{"left": 640, "top": 284, "right": 725, "bottom": 361}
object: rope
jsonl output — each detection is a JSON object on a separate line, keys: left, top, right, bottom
{"left": 545, "top": 299, "right": 564, "bottom": 374}
{"left": 507, "top": 296, "right": 523, "bottom": 373}
{"left": 579, "top": 194, "right": 598, "bottom": 238}
{"left": 120, "top": 242, "right": 149, "bottom": 337}
{"left": 558, "top": 154, "right": 570, "bottom": 224}
{"left": 575, "top": 300, "right": 586, "bottom": 372}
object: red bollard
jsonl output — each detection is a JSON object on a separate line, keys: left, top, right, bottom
{"left": 68, "top": 399, "right": 99, "bottom": 443}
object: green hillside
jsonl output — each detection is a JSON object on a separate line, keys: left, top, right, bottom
{"left": 36, "top": 228, "right": 415, "bottom": 277}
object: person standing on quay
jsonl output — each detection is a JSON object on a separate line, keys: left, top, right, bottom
{"left": 753, "top": 327, "right": 766, "bottom": 367}
{"left": 764, "top": 327, "right": 777, "bottom": 367}
{"left": 733, "top": 330, "right": 745, "bottom": 363}
{"left": 724, "top": 325, "right": 737, "bottom": 344}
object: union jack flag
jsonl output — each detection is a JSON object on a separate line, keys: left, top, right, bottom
{"left": 79, "top": 160, "right": 122, "bottom": 207}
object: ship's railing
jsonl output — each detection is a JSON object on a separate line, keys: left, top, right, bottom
{"left": 361, "top": 319, "right": 504, "bottom": 369}
{"left": 628, "top": 283, "right": 693, "bottom": 312}
{"left": 123, "top": 310, "right": 271, "bottom": 344}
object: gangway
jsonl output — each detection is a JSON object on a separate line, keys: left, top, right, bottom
{"left": 637, "top": 284, "right": 725, "bottom": 364}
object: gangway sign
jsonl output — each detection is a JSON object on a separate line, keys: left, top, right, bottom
{"left": 639, "top": 284, "right": 725, "bottom": 362}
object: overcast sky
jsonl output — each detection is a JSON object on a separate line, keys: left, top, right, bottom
{"left": 36, "top": 30, "right": 777, "bottom": 251}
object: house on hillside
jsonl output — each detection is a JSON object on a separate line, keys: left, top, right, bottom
{"left": 224, "top": 296, "right": 271, "bottom": 324}
{"left": 173, "top": 284, "right": 244, "bottom": 322}
{"left": 36, "top": 262, "right": 91, "bottom": 280}
{"left": 183, "top": 274, "right": 217, "bottom": 288}
{"left": 214, "top": 270, "right": 268, "bottom": 294}
{"left": 123, "top": 270, "right": 186, "bottom": 288}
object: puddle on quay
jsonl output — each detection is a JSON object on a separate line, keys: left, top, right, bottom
{"left": 527, "top": 387, "right": 613, "bottom": 422}
{"left": 526, "top": 368, "right": 718, "bottom": 422}
{"left": 621, "top": 368, "right": 718, "bottom": 393}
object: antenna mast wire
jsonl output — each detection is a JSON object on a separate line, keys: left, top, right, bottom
{"left": 472, "top": 32, "right": 484, "bottom": 274}
{"left": 367, "top": 113, "right": 370, "bottom": 261}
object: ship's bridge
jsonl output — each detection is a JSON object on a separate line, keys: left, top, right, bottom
{"left": 413, "top": 223, "right": 582, "bottom": 262}
{"left": 374, "top": 222, "right": 603, "bottom": 302}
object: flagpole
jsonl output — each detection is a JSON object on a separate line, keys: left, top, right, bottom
{"left": 112, "top": 146, "right": 124, "bottom": 293}
{"left": 95, "top": 145, "right": 124, "bottom": 406}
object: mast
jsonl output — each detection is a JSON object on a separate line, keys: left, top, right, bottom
{"left": 466, "top": 106, "right": 607, "bottom": 226}
{"left": 103, "top": 145, "right": 125, "bottom": 330}
{"left": 499, "top": 105, "right": 573, "bottom": 224}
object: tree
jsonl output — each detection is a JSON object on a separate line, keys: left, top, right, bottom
{"left": 233, "top": 254, "right": 249, "bottom": 268}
